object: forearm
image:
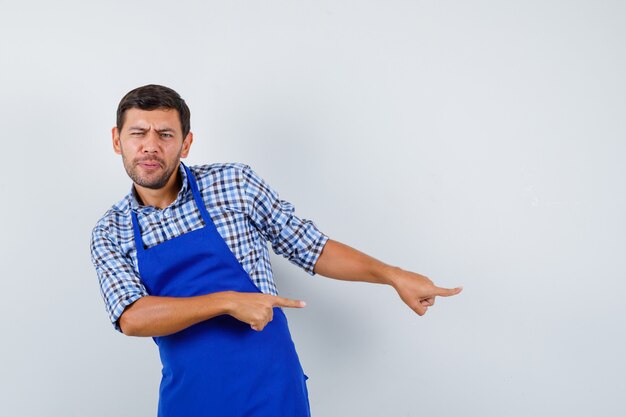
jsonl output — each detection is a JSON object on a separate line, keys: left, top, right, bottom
{"left": 313, "top": 239, "right": 399, "bottom": 285}
{"left": 313, "top": 239, "right": 462, "bottom": 316}
{"left": 119, "top": 291, "right": 235, "bottom": 337}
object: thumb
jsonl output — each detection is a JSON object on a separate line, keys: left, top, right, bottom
{"left": 272, "top": 296, "right": 307, "bottom": 308}
{"left": 435, "top": 286, "right": 463, "bottom": 297}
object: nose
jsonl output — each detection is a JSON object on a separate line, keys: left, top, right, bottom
{"left": 142, "top": 129, "right": 160, "bottom": 153}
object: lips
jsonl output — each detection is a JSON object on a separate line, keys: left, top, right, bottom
{"left": 136, "top": 159, "right": 163, "bottom": 168}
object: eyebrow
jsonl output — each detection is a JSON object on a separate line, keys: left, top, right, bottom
{"left": 127, "top": 126, "right": 176, "bottom": 132}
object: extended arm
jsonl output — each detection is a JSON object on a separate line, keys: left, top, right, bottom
{"left": 240, "top": 165, "right": 461, "bottom": 315}
{"left": 313, "top": 239, "right": 462, "bottom": 315}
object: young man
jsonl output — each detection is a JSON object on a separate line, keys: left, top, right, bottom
{"left": 90, "top": 84, "right": 462, "bottom": 417}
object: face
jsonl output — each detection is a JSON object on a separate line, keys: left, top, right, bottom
{"left": 112, "top": 108, "right": 193, "bottom": 190}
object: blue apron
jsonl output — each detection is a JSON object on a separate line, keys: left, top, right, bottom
{"left": 130, "top": 162, "right": 311, "bottom": 417}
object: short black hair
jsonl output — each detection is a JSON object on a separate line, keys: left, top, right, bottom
{"left": 116, "top": 84, "right": 191, "bottom": 137}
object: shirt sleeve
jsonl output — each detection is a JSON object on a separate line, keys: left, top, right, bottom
{"left": 242, "top": 164, "right": 329, "bottom": 276}
{"left": 90, "top": 225, "right": 148, "bottom": 333}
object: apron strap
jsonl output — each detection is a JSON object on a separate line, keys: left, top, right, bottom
{"left": 181, "top": 162, "right": 214, "bottom": 227}
{"left": 130, "top": 210, "right": 145, "bottom": 253}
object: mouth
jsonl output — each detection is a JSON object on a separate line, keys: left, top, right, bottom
{"left": 136, "top": 160, "right": 163, "bottom": 170}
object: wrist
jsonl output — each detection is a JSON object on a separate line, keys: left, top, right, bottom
{"left": 377, "top": 264, "right": 402, "bottom": 287}
{"left": 209, "top": 290, "right": 239, "bottom": 316}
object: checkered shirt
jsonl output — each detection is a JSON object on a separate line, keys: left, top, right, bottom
{"left": 90, "top": 162, "right": 329, "bottom": 333}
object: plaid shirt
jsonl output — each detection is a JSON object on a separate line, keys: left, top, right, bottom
{"left": 90, "top": 162, "right": 329, "bottom": 333}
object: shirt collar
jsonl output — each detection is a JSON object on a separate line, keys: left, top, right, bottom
{"left": 129, "top": 162, "right": 189, "bottom": 213}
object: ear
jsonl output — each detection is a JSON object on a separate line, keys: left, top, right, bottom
{"left": 180, "top": 131, "right": 194, "bottom": 158}
{"left": 112, "top": 127, "right": 122, "bottom": 155}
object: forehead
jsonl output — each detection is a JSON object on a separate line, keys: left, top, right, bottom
{"left": 123, "top": 108, "right": 181, "bottom": 131}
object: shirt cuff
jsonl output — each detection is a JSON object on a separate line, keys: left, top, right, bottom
{"left": 305, "top": 233, "right": 330, "bottom": 276}
{"left": 110, "top": 292, "right": 146, "bottom": 334}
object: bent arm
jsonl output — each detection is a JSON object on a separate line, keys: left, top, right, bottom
{"left": 119, "top": 291, "right": 305, "bottom": 337}
{"left": 119, "top": 292, "right": 234, "bottom": 337}
{"left": 313, "top": 239, "right": 462, "bottom": 315}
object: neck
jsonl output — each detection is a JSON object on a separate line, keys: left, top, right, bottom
{"left": 133, "top": 169, "right": 182, "bottom": 210}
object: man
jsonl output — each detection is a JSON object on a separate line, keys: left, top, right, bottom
{"left": 90, "top": 84, "right": 462, "bottom": 417}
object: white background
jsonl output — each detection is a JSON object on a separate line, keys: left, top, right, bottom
{"left": 1, "top": 1, "right": 624, "bottom": 416}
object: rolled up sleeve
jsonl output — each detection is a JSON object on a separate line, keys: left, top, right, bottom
{"left": 242, "top": 165, "right": 329, "bottom": 276}
{"left": 90, "top": 226, "right": 148, "bottom": 333}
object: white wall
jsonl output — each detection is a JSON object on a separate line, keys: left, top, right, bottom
{"left": 1, "top": 1, "right": 624, "bottom": 416}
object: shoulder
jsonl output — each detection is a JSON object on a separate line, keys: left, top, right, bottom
{"left": 187, "top": 162, "right": 253, "bottom": 189}
{"left": 188, "top": 161, "right": 251, "bottom": 178}
{"left": 90, "top": 194, "right": 132, "bottom": 246}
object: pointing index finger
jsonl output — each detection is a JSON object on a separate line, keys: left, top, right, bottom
{"left": 272, "top": 296, "right": 307, "bottom": 308}
{"left": 435, "top": 286, "right": 463, "bottom": 297}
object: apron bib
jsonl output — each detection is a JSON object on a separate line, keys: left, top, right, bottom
{"left": 130, "top": 162, "right": 310, "bottom": 417}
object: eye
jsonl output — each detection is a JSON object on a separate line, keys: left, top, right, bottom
{"left": 161, "top": 133, "right": 174, "bottom": 138}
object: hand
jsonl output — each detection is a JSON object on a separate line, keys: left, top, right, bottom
{"left": 226, "top": 292, "right": 306, "bottom": 331}
{"left": 387, "top": 267, "right": 462, "bottom": 316}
